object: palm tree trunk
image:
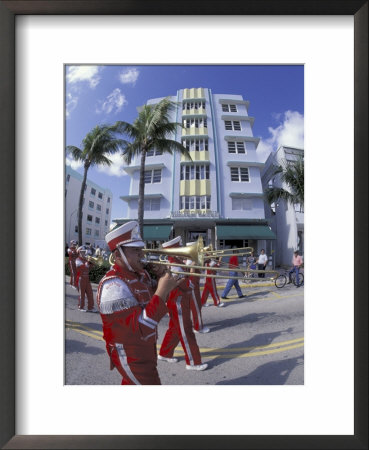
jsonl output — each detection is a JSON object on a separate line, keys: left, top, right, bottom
{"left": 137, "top": 149, "right": 147, "bottom": 238}
{"left": 78, "top": 163, "right": 89, "bottom": 245}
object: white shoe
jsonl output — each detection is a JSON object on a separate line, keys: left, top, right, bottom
{"left": 158, "top": 355, "right": 178, "bottom": 363}
{"left": 217, "top": 302, "right": 225, "bottom": 308}
{"left": 203, "top": 303, "right": 211, "bottom": 307}
{"left": 87, "top": 308, "right": 98, "bottom": 313}
{"left": 78, "top": 308, "right": 87, "bottom": 312}
{"left": 186, "top": 363, "right": 208, "bottom": 371}
{"left": 193, "top": 326, "right": 210, "bottom": 334}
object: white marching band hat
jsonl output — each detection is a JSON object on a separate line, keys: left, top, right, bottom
{"left": 162, "top": 236, "right": 182, "bottom": 249}
{"left": 105, "top": 221, "right": 145, "bottom": 251}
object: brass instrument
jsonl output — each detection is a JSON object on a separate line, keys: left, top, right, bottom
{"left": 142, "top": 236, "right": 205, "bottom": 265}
{"left": 203, "top": 246, "right": 254, "bottom": 259}
{"left": 86, "top": 255, "right": 104, "bottom": 266}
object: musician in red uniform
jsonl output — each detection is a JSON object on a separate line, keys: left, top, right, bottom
{"left": 201, "top": 258, "right": 225, "bottom": 308}
{"left": 75, "top": 246, "right": 96, "bottom": 312}
{"left": 158, "top": 237, "right": 208, "bottom": 371}
{"left": 67, "top": 240, "right": 78, "bottom": 288}
{"left": 97, "top": 221, "right": 183, "bottom": 385}
{"left": 185, "top": 254, "right": 210, "bottom": 334}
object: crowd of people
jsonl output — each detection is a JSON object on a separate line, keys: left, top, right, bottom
{"left": 66, "top": 221, "right": 303, "bottom": 385}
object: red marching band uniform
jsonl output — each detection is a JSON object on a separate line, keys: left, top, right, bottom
{"left": 201, "top": 259, "right": 224, "bottom": 307}
{"left": 75, "top": 246, "right": 95, "bottom": 311}
{"left": 158, "top": 237, "right": 208, "bottom": 371}
{"left": 97, "top": 221, "right": 168, "bottom": 385}
{"left": 67, "top": 240, "right": 78, "bottom": 288}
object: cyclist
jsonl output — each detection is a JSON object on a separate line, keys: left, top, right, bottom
{"left": 288, "top": 250, "right": 303, "bottom": 287}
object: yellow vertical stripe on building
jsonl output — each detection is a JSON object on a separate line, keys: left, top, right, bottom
{"left": 180, "top": 180, "right": 211, "bottom": 196}
{"left": 181, "top": 151, "right": 209, "bottom": 162}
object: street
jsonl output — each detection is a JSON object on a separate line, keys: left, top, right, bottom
{"left": 65, "top": 277, "right": 304, "bottom": 385}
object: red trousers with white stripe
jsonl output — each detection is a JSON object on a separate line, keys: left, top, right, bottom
{"left": 77, "top": 269, "right": 94, "bottom": 310}
{"left": 201, "top": 276, "right": 221, "bottom": 306}
{"left": 108, "top": 341, "right": 161, "bottom": 385}
{"left": 159, "top": 291, "right": 202, "bottom": 366}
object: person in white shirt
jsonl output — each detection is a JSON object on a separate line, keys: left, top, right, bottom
{"left": 257, "top": 249, "right": 268, "bottom": 278}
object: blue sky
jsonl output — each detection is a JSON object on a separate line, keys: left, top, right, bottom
{"left": 65, "top": 65, "right": 304, "bottom": 223}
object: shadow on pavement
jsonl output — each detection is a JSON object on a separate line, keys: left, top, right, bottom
{"left": 216, "top": 355, "right": 304, "bottom": 385}
{"left": 65, "top": 339, "right": 105, "bottom": 355}
{"left": 208, "top": 312, "right": 275, "bottom": 333}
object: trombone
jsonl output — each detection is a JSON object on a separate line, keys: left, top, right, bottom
{"left": 142, "top": 237, "right": 278, "bottom": 280}
{"left": 86, "top": 255, "right": 104, "bottom": 266}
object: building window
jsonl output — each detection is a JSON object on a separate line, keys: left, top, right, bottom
{"left": 180, "top": 164, "right": 209, "bottom": 180}
{"left": 227, "top": 141, "right": 245, "bottom": 154}
{"left": 182, "top": 139, "right": 208, "bottom": 151}
{"left": 180, "top": 195, "right": 210, "bottom": 210}
{"left": 95, "top": 230, "right": 100, "bottom": 237}
{"left": 98, "top": 192, "right": 103, "bottom": 199}
{"left": 144, "top": 198, "right": 161, "bottom": 211}
{"left": 222, "top": 104, "right": 237, "bottom": 112}
{"left": 107, "top": 197, "right": 110, "bottom": 203}
{"left": 225, "top": 120, "right": 241, "bottom": 131}
{"left": 74, "top": 225, "right": 78, "bottom": 233}
{"left": 91, "top": 188, "right": 96, "bottom": 196}
{"left": 144, "top": 169, "right": 162, "bottom": 184}
{"left": 105, "top": 220, "right": 108, "bottom": 226}
{"left": 87, "top": 214, "right": 93, "bottom": 222}
{"left": 182, "top": 118, "right": 207, "bottom": 129}
{"left": 89, "top": 201, "right": 94, "bottom": 209}
{"left": 232, "top": 198, "right": 253, "bottom": 210}
{"left": 106, "top": 208, "right": 109, "bottom": 215}
{"left": 230, "top": 167, "right": 250, "bottom": 182}
{"left": 146, "top": 148, "right": 163, "bottom": 157}
{"left": 86, "top": 228, "right": 92, "bottom": 236}
{"left": 183, "top": 101, "right": 205, "bottom": 111}
{"left": 95, "top": 217, "right": 100, "bottom": 224}
{"left": 96, "top": 204, "right": 101, "bottom": 212}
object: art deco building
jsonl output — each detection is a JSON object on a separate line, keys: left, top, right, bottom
{"left": 116, "top": 87, "right": 276, "bottom": 254}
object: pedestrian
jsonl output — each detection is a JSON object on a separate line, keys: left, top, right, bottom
{"left": 67, "top": 240, "right": 78, "bottom": 289}
{"left": 201, "top": 257, "right": 225, "bottom": 307}
{"left": 95, "top": 245, "right": 102, "bottom": 257}
{"left": 158, "top": 236, "right": 208, "bottom": 371}
{"left": 257, "top": 249, "right": 268, "bottom": 278}
{"left": 247, "top": 251, "right": 257, "bottom": 279}
{"left": 288, "top": 250, "right": 303, "bottom": 287}
{"left": 75, "top": 246, "right": 97, "bottom": 312}
{"left": 221, "top": 249, "right": 245, "bottom": 299}
{"left": 97, "top": 221, "right": 183, "bottom": 385}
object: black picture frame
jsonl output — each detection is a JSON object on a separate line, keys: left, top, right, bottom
{"left": 0, "top": 1, "right": 367, "bottom": 449}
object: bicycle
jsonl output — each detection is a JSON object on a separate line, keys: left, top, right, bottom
{"left": 274, "top": 268, "right": 304, "bottom": 288}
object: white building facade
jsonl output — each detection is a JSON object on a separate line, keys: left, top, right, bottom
{"left": 117, "top": 87, "right": 275, "bottom": 254}
{"left": 65, "top": 166, "right": 113, "bottom": 249}
{"left": 261, "top": 146, "right": 304, "bottom": 267}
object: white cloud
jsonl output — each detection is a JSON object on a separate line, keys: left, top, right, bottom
{"left": 66, "top": 66, "right": 102, "bottom": 88}
{"left": 65, "top": 155, "right": 83, "bottom": 170}
{"left": 96, "top": 88, "right": 127, "bottom": 115}
{"left": 66, "top": 92, "right": 78, "bottom": 118}
{"left": 257, "top": 110, "right": 304, "bottom": 163}
{"left": 119, "top": 68, "right": 139, "bottom": 85}
{"left": 96, "top": 152, "right": 129, "bottom": 178}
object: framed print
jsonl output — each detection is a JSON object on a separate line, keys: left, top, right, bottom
{"left": 0, "top": 1, "right": 367, "bottom": 449}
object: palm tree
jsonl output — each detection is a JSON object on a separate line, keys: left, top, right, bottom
{"left": 66, "top": 124, "right": 124, "bottom": 245}
{"left": 119, "top": 97, "right": 191, "bottom": 236}
{"left": 265, "top": 156, "right": 304, "bottom": 210}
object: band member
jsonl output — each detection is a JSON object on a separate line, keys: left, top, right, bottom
{"left": 201, "top": 258, "right": 224, "bottom": 308}
{"left": 158, "top": 237, "right": 208, "bottom": 371}
{"left": 67, "top": 240, "right": 78, "bottom": 288}
{"left": 97, "top": 221, "right": 183, "bottom": 385}
{"left": 185, "top": 254, "right": 210, "bottom": 334}
{"left": 75, "top": 246, "right": 96, "bottom": 312}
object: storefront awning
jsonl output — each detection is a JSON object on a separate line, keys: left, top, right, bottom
{"left": 143, "top": 225, "right": 172, "bottom": 241}
{"left": 216, "top": 225, "right": 276, "bottom": 240}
